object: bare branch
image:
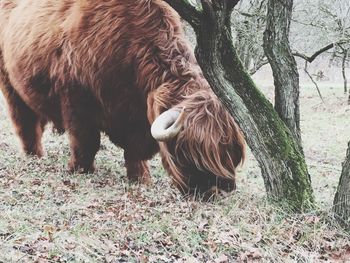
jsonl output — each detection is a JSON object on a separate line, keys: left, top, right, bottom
{"left": 293, "top": 40, "right": 348, "bottom": 63}
{"left": 164, "top": 0, "right": 202, "bottom": 29}
{"left": 235, "top": 10, "right": 254, "bottom": 17}
{"left": 249, "top": 58, "right": 269, "bottom": 75}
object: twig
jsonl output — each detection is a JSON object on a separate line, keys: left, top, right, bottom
{"left": 304, "top": 61, "right": 325, "bottom": 103}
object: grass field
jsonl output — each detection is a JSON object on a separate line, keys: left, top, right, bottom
{"left": 0, "top": 84, "right": 349, "bottom": 262}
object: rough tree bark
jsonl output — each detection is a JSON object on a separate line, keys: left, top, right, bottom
{"left": 164, "top": 0, "right": 314, "bottom": 210}
{"left": 263, "top": 0, "right": 301, "bottom": 147}
{"left": 333, "top": 142, "right": 350, "bottom": 231}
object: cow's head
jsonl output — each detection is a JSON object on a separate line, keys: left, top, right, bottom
{"left": 151, "top": 90, "right": 245, "bottom": 199}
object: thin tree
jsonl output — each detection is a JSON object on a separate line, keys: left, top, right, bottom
{"left": 339, "top": 45, "right": 348, "bottom": 95}
{"left": 263, "top": 0, "right": 302, "bottom": 147}
{"left": 164, "top": 0, "right": 314, "bottom": 210}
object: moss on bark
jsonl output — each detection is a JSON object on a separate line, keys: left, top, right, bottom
{"left": 194, "top": 8, "right": 313, "bottom": 211}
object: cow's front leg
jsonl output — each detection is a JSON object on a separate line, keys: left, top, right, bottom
{"left": 124, "top": 151, "right": 152, "bottom": 185}
{"left": 61, "top": 89, "right": 100, "bottom": 173}
{"left": 67, "top": 129, "right": 100, "bottom": 173}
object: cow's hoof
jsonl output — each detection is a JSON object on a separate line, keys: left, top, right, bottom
{"left": 127, "top": 172, "right": 152, "bottom": 186}
{"left": 24, "top": 148, "right": 44, "bottom": 158}
{"left": 68, "top": 161, "right": 95, "bottom": 174}
{"left": 129, "top": 176, "right": 153, "bottom": 186}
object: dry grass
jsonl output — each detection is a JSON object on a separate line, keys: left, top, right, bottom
{"left": 0, "top": 84, "right": 349, "bottom": 262}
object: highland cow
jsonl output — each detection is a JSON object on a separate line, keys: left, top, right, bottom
{"left": 0, "top": 0, "right": 245, "bottom": 197}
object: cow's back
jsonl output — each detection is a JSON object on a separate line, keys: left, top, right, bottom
{"left": 1, "top": 0, "right": 180, "bottom": 157}
{"left": 1, "top": 0, "right": 181, "bottom": 97}
{"left": 1, "top": 0, "right": 188, "bottom": 152}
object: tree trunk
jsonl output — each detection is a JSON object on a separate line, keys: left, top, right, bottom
{"left": 263, "top": 0, "right": 302, "bottom": 147}
{"left": 334, "top": 142, "right": 350, "bottom": 231}
{"left": 342, "top": 49, "right": 348, "bottom": 94}
{"left": 165, "top": 1, "right": 314, "bottom": 210}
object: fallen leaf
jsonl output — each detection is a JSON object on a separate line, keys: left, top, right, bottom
{"left": 215, "top": 254, "right": 228, "bottom": 263}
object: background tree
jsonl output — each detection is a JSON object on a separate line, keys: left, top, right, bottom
{"left": 334, "top": 142, "right": 350, "bottom": 231}
{"left": 338, "top": 45, "right": 349, "bottom": 95}
{"left": 231, "top": 0, "right": 267, "bottom": 74}
{"left": 226, "top": 0, "right": 350, "bottom": 104}
{"left": 164, "top": 0, "right": 314, "bottom": 210}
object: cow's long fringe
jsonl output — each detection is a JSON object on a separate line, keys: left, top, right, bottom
{"left": 133, "top": 1, "right": 246, "bottom": 188}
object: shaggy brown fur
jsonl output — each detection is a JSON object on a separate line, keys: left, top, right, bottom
{"left": 0, "top": 0, "right": 245, "bottom": 196}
